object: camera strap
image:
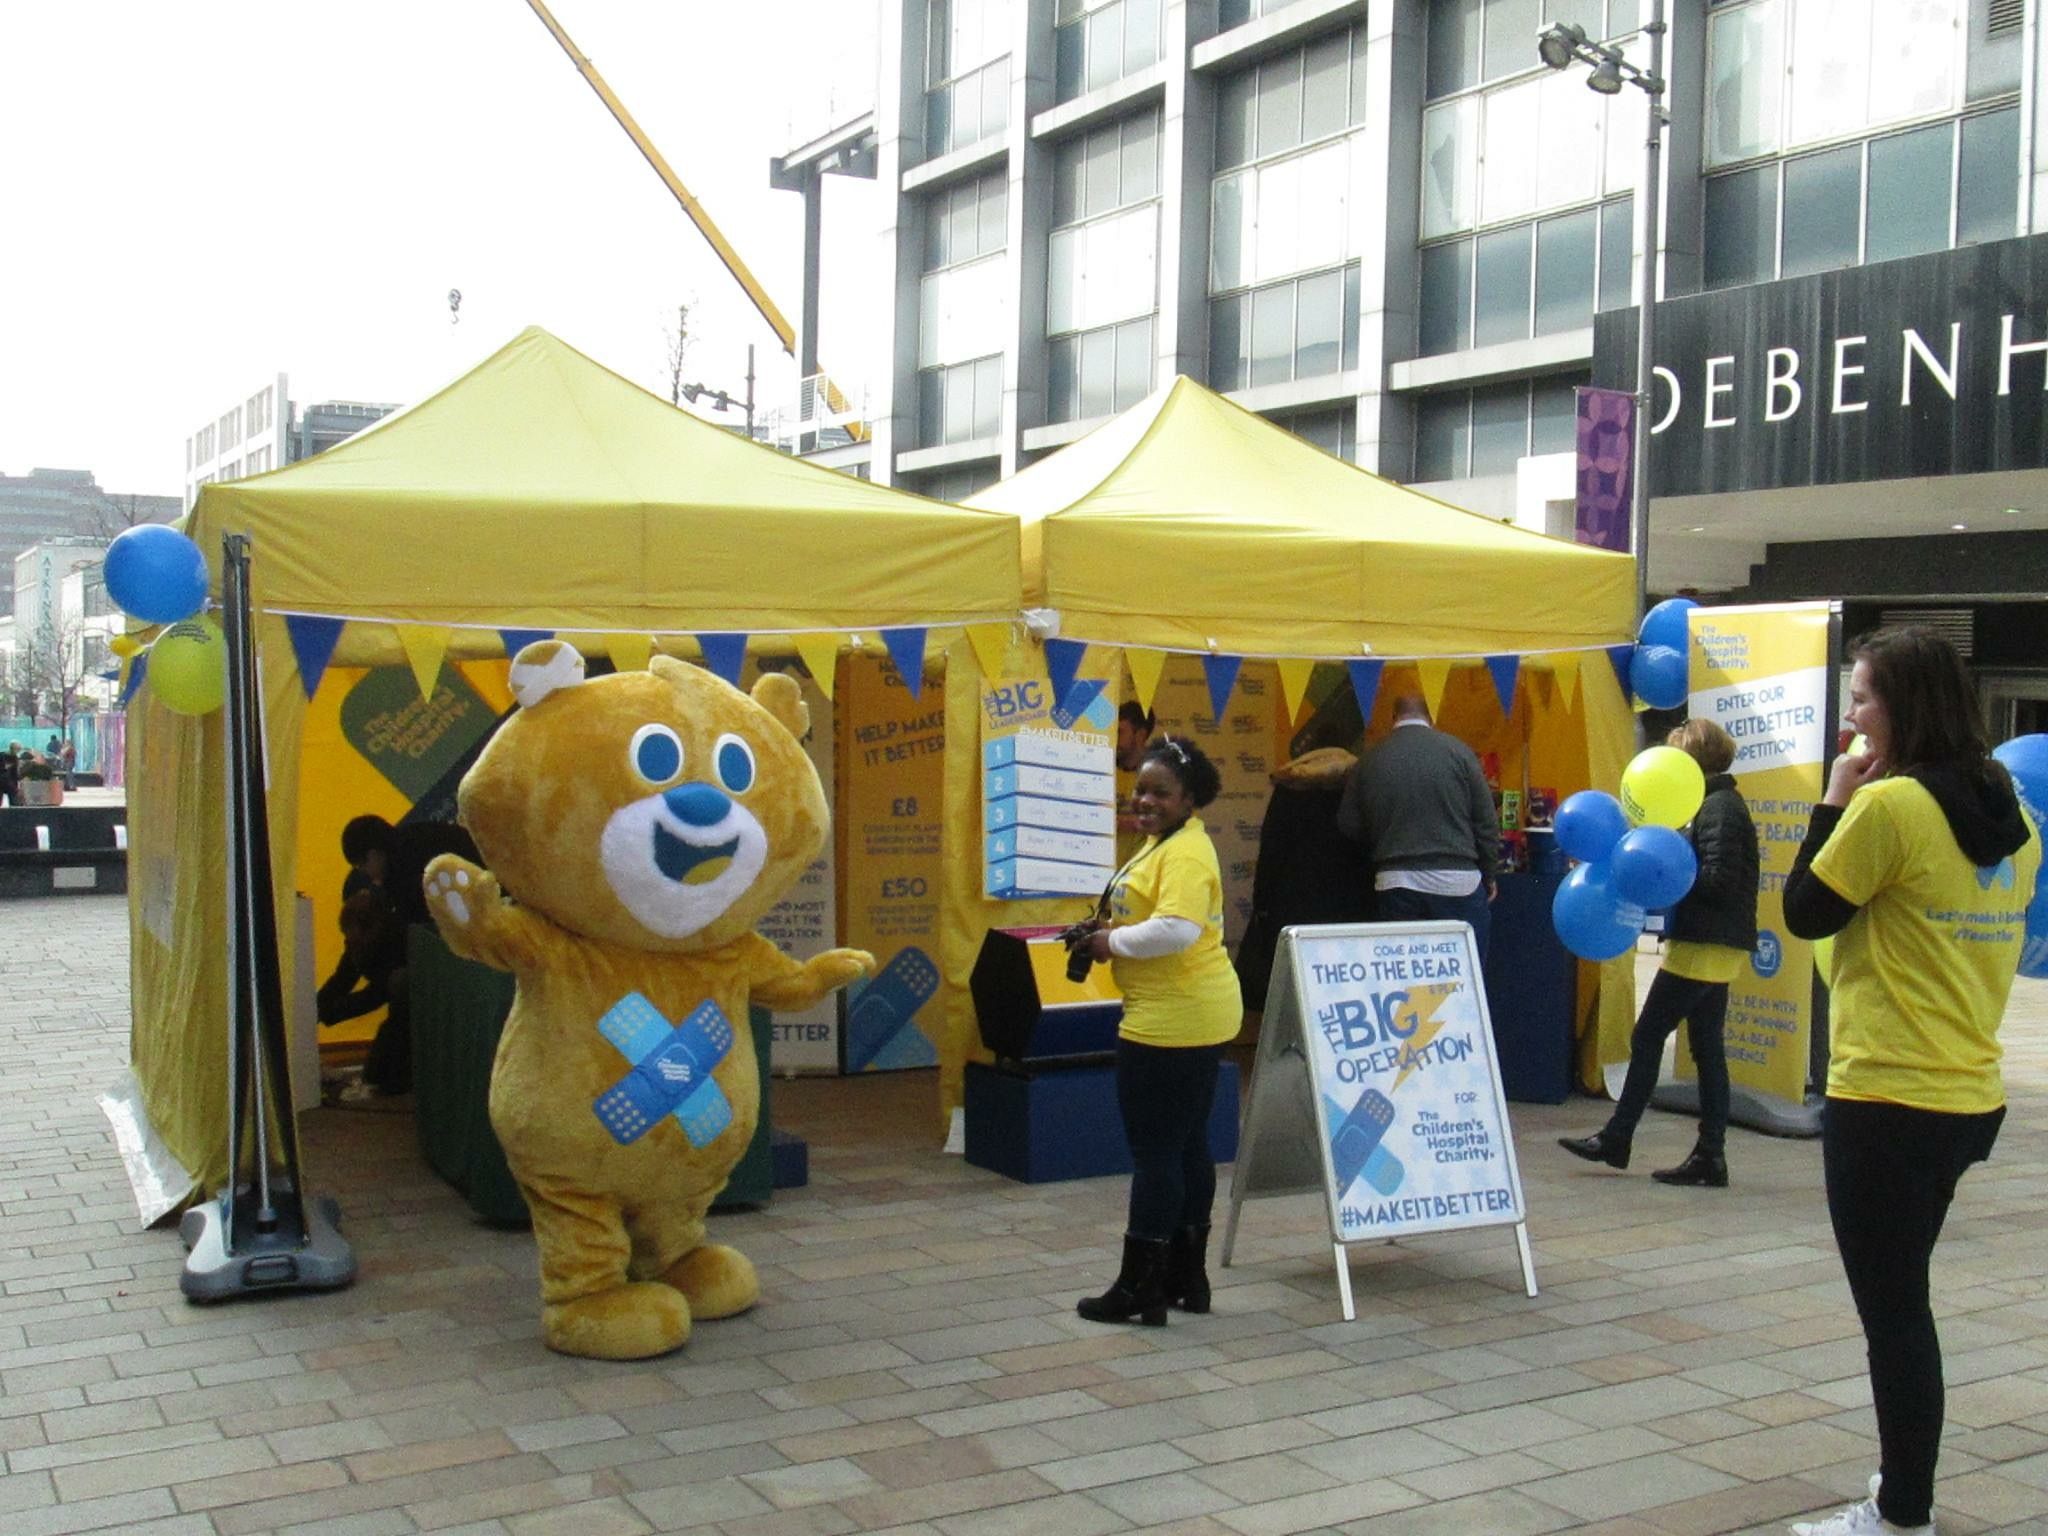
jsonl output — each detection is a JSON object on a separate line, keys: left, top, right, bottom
{"left": 1088, "top": 822, "right": 1185, "bottom": 925}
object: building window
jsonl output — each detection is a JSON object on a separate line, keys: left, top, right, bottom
{"left": 1267, "top": 404, "right": 1357, "bottom": 462}
{"left": 1216, "top": 26, "right": 1369, "bottom": 173}
{"left": 1047, "top": 110, "right": 1160, "bottom": 423}
{"left": 1412, "top": 373, "right": 1584, "bottom": 481}
{"left": 920, "top": 169, "right": 1010, "bottom": 447}
{"left": 1418, "top": 197, "right": 1631, "bottom": 356}
{"left": 1702, "top": 106, "right": 2020, "bottom": 290}
{"left": 917, "top": 356, "right": 1004, "bottom": 447}
{"left": 906, "top": 462, "right": 1001, "bottom": 501}
{"left": 1427, "top": 0, "right": 1636, "bottom": 101}
{"left": 1218, "top": 0, "right": 1316, "bottom": 29}
{"left": 1210, "top": 264, "right": 1361, "bottom": 391}
{"left": 1054, "top": 0, "right": 1162, "bottom": 102}
{"left": 927, "top": 0, "right": 1010, "bottom": 158}
{"left": 926, "top": 170, "right": 1008, "bottom": 272}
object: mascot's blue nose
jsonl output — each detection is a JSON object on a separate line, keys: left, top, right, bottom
{"left": 663, "top": 782, "right": 731, "bottom": 827}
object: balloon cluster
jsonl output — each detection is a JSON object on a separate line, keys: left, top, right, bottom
{"left": 104, "top": 525, "right": 223, "bottom": 715}
{"left": 1550, "top": 746, "right": 1706, "bottom": 960}
{"left": 1993, "top": 735, "right": 2048, "bottom": 979}
{"left": 1629, "top": 597, "right": 1696, "bottom": 710}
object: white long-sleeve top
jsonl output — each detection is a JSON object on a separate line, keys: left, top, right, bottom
{"left": 1105, "top": 914, "right": 1201, "bottom": 959}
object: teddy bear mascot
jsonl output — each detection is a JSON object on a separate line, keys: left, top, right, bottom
{"left": 423, "top": 640, "right": 873, "bottom": 1360}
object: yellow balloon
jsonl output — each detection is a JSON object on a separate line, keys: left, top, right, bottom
{"left": 109, "top": 632, "right": 143, "bottom": 659}
{"left": 1619, "top": 745, "right": 1706, "bottom": 828}
{"left": 148, "top": 616, "right": 226, "bottom": 716}
{"left": 1813, "top": 934, "right": 1835, "bottom": 988}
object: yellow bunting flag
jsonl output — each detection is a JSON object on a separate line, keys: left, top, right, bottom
{"left": 1418, "top": 658, "right": 1453, "bottom": 720}
{"left": 396, "top": 624, "right": 453, "bottom": 702}
{"left": 1552, "top": 653, "right": 1582, "bottom": 711}
{"left": 793, "top": 633, "right": 841, "bottom": 700}
{"left": 964, "top": 622, "right": 1009, "bottom": 681}
{"left": 1124, "top": 647, "right": 1167, "bottom": 714}
{"left": 1276, "top": 657, "right": 1316, "bottom": 726}
{"left": 606, "top": 633, "right": 653, "bottom": 673}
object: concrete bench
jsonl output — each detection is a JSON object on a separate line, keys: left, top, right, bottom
{"left": 0, "top": 807, "right": 127, "bottom": 898}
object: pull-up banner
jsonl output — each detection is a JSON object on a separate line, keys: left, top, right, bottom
{"left": 1224, "top": 921, "right": 1535, "bottom": 1318}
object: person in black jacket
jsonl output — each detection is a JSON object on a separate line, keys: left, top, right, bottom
{"left": 1560, "top": 718, "right": 1759, "bottom": 1187}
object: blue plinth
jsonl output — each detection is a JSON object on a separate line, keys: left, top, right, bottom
{"left": 1482, "top": 870, "right": 1576, "bottom": 1104}
{"left": 963, "top": 1059, "right": 1240, "bottom": 1184}
{"left": 770, "top": 1128, "right": 809, "bottom": 1190}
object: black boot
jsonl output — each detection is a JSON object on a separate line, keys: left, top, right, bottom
{"left": 1557, "top": 1130, "right": 1631, "bottom": 1170}
{"left": 1078, "top": 1235, "right": 1170, "bottom": 1326}
{"left": 1166, "top": 1224, "right": 1211, "bottom": 1313}
{"left": 1652, "top": 1145, "right": 1728, "bottom": 1187}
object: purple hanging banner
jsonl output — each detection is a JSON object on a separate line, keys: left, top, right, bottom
{"left": 1575, "top": 386, "right": 1634, "bottom": 553}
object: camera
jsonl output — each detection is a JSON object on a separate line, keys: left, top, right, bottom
{"left": 1059, "top": 921, "right": 1099, "bottom": 983}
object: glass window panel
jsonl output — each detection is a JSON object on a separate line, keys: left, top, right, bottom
{"left": 1048, "top": 335, "right": 1078, "bottom": 421}
{"left": 1469, "top": 382, "right": 1529, "bottom": 475}
{"left": 1781, "top": 144, "right": 1859, "bottom": 278}
{"left": 1220, "top": 0, "right": 1249, "bottom": 26}
{"left": 1788, "top": 0, "right": 1869, "bottom": 149}
{"left": 945, "top": 362, "right": 976, "bottom": 443}
{"left": 926, "top": 87, "right": 952, "bottom": 157}
{"left": 1292, "top": 140, "right": 1349, "bottom": 272}
{"left": 1121, "top": 111, "right": 1159, "bottom": 204}
{"left": 1056, "top": 20, "right": 1084, "bottom": 100}
{"left": 1535, "top": 208, "right": 1596, "bottom": 335}
{"left": 1254, "top": 154, "right": 1303, "bottom": 282}
{"left": 1343, "top": 260, "right": 1361, "bottom": 371}
{"left": 1210, "top": 293, "right": 1248, "bottom": 390}
{"left": 1428, "top": 0, "right": 1481, "bottom": 99}
{"left": 1480, "top": 78, "right": 1540, "bottom": 224}
{"left": 1089, "top": 204, "right": 1158, "bottom": 326}
{"left": 979, "top": 174, "right": 1008, "bottom": 256}
{"left": 1257, "top": 50, "right": 1303, "bottom": 159}
{"left": 949, "top": 182, "right": 979, "bottom": 260}
{"left": 1085, "top": 126, "right": 1121, "bottom": 216}
{"left": 924, "top": 195, "right": 950, "bottom": 270}
{"left": 1530, "top": 375, "right": 1579, "bottom": 454}
{"left": 919, "top": 368, "right": 945, "bottom": 446}
{"left": 1302, "top": 33, "right": 1350, "bottom": 143}
{"left": 919, "top": 274, "right": 942, "bottom": 367}
{"left": 1295, "top": 268, "right": 1342, "bottom": 378}
{"left": 1704, "top": 0, "right": 1781, "bottom": 166}
{"left": 1866, "top": 123, "right": 1952, "bottom": 266}
{"left": 1536, "top": 69, "right": 1603, "bottom": 209}
{"left": 1217, "top": 69, "right": 1256, "bottom": 169}
{"left": 1080, "top": 327, "right": 1116, "bottom": 416}
{"left": 1544, "top": 0, "right": 1601, "bottom": 38}
{"left": 1049, "top": 226, "right": 1079, "bottom": 332}
{"left": 1350, "top": 25, "right": 1369, "bottom": 126}
{"left": 1598, "top": 194, "right": 1633, "bottom": 311}
{"left": 980, "top": 59, "right": 1008, "bottom": 140}
{"left": 1703, "top": 166, "right": 1777, "bottom": 289}
{"left": 1482, "top": 0, "right": 1540, "bottom": 83}
{"left": 1414, "top": 394, "right": 1469, "bottom": 480}
{"left": 1959, "top": 107, "right": 2021, "bottom": 247}
{"left": 1087, "top": 5, "right": 1121, "bottom": 90}
{"left": 1419, "top": 239, "right": 1473, "bottom": 355}
{"left": 1285, "top": 409, "right": 1345, "bottom": 457}
{"left": 1053, "top": 141, "right": 1083, "bottom": 226}
{"left": 1251, "top": 282, "right": 1295, "bottom": 386}
{"left": 1473, "top": 224, "right": 1533, "bottom": 346}
{"left": 1123, "top": 0, "right": 1160, "bottom": 74}
{"left": 1211, "top": 170, "right": 1250, "bottom": 291}
{"left": 974, "top": 356, "right": 1003, "bottom": 438}
{"left": 1115, "top": 315, "right": 1153, "bottom": 408}
{"left": 1869, "top": 0, "right": 1961, "bottom": 131}
{"left": 1421, "top": 97, "right": 1479, "bottom": 238}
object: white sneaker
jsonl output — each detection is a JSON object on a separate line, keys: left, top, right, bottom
{"left": 1788, "top": 1491, "right": 1933, "bottom": 1536}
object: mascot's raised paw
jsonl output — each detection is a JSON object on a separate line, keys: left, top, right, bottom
{"left": 423, "top": 855, "right": 493, "bottom": 927}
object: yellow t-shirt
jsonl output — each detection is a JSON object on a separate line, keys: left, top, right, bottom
{"left": 1811, "top": 775, "right": 2042, "bottom": 1114}
{"left": 1663, "top": 941, "right": 1746, "bottom": 985}
{"left": 1109, "top": 817, "right": 1243, "bottom": 1048}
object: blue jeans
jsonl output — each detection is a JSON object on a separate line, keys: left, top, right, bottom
{"left": 1375, "top": 882, "right": 1490, "bottom": 963}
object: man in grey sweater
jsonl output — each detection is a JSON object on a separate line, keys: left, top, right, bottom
{"left": 1336, "top": 694, "right": 1500, "bottom": 959}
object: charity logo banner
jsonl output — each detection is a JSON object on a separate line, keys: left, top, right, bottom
{"left": 1688, "top": 602, "right": 1832, "bottom": 1106}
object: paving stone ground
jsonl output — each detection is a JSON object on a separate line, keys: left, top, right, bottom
{"left": 8, "top": 893, "right": 2048, "bottom": 1535}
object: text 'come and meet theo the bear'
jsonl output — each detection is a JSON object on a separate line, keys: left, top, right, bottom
{"left": 423, "top": 640, "right": 874, "bottom": 1360}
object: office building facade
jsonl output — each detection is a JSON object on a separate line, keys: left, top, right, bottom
{"left": 185, "top": 376, "right": 398, "bottom": 510}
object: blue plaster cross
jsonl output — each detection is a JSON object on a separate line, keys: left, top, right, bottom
{"left": 592, "top": 993, "right": 735, "bottom": 1148}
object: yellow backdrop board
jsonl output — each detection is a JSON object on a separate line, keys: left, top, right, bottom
{"left": 838, "top": 649, "right": 948, "bottom": 1072}
{"left": 1681, "top": 602, "right": 1833, "bottom": 1106}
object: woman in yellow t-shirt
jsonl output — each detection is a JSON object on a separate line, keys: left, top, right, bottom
{"left": 1070, "top": 734, "right": 1242, "bottom": 1326}
{"left": 1782, "top": 628, "right": 2039, "bottom": 1536}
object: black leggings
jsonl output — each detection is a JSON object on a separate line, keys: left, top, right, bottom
{"left": 1606, "top": 969, "right": 1731, "bottom": 1154}
{"left": 1115, "top": 1037, "right": 1223, "bottom": 1240}
{"left": 1824, "top": 1096, "right": 2004, "bottom": 1528}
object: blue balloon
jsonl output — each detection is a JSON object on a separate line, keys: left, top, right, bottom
{"left": 2019, "top": 803, "right": 2048, "bottom": 980}
{"left": 1994, "top": 735, "right": 2048, "bottom": 814}
{"left": 104, "top": 524, "right": 207, "bottom": 625}
{"left": 1555, "top": 790, "right": 1629, "bottom": 864}
{"left": 1552, "top": 862, "right": 1646, "bottom": 961}
{"left": 1629, "top": 643, "right": 1688, "bottom": 710}
{"left": 1638, "top": 596, "right": 1698, "bottom": 654}
{"left": 1609, "top": 824, "right": 1699, "bottom": 910}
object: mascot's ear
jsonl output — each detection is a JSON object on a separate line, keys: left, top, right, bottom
{"left": 508, "top": 640, "right": 586, "bottom": 710}
{"left": 751, "top": 671, "right": 809, "bottom": 740}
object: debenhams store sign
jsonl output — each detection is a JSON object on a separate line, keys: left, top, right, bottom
{"left": 1592, "top": 233, "right": 2048, "bottom": 498}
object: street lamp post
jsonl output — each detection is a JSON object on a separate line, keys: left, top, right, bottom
{"left": 1538, "top": 2, "right": 1668, "bottom": 620}
{"left": 680, "top": 343, "right": 759, "bottom": 440}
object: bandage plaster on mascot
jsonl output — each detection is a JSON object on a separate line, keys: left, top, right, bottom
{"left": 423, "top": 639, "right": 873, "bottom": 1361}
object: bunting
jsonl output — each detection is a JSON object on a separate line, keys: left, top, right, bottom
{"left": 793, "top": 634, "right": 841, "bottom": 699}
{"left": 696, "top": 633, "right": 749, "bottom": 686}
{"left": 880, "top": 627, "right": 929, "bottom": 698}
{"left": 1201, "top": 653, "right": 1242, "bottom": 723}
{"left": 1484, "top": 654, "right": 1520, "bottom": 718}
{"left": 1346, "top": 658, "right": 1384, "bottom": 724}
{"left": 1125, "top": 646, "right": 1166, "bottom": 715}
{"left": 284, "top": 614, "right": 345, "bottom": 700}
{"left": 396, "top": 624, "right": 453, "bottom": 703}
{"left": 1606, "top": 643, "right": 1636, "bottom": 702}
{"left": 605, "top": 634, "right": 654, "bottom": 673}
{"left": 963, "top": 623, "right": 1009, "bottom": 681}
{"left": 497, "top": 628, "right": 553, "bottom": 660}
{"left": 1042, "top": 636, "right": 1087, "bottom": 708}
{"left": 1552, "top": 653, "right": 1582, "bottom": 711}
{"left": 120, "top": 653, "right": 148, "bottom": 706}
{"left": 1418, "top": 658, "right": 1452, "bottom": 720}
{"left": 1275, "top": 657, "right": 1316, "bottom": 726}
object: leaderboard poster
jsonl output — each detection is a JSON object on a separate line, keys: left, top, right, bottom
{"left": 980, "top": 672, "right": 1116, "bottom": 899}
{"left": 1686, "top": 602, "right": 1833, "bottom": 1109}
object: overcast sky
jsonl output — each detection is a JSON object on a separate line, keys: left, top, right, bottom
{"left": 0, "top": 1, "right": 882, "bottom": 497}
